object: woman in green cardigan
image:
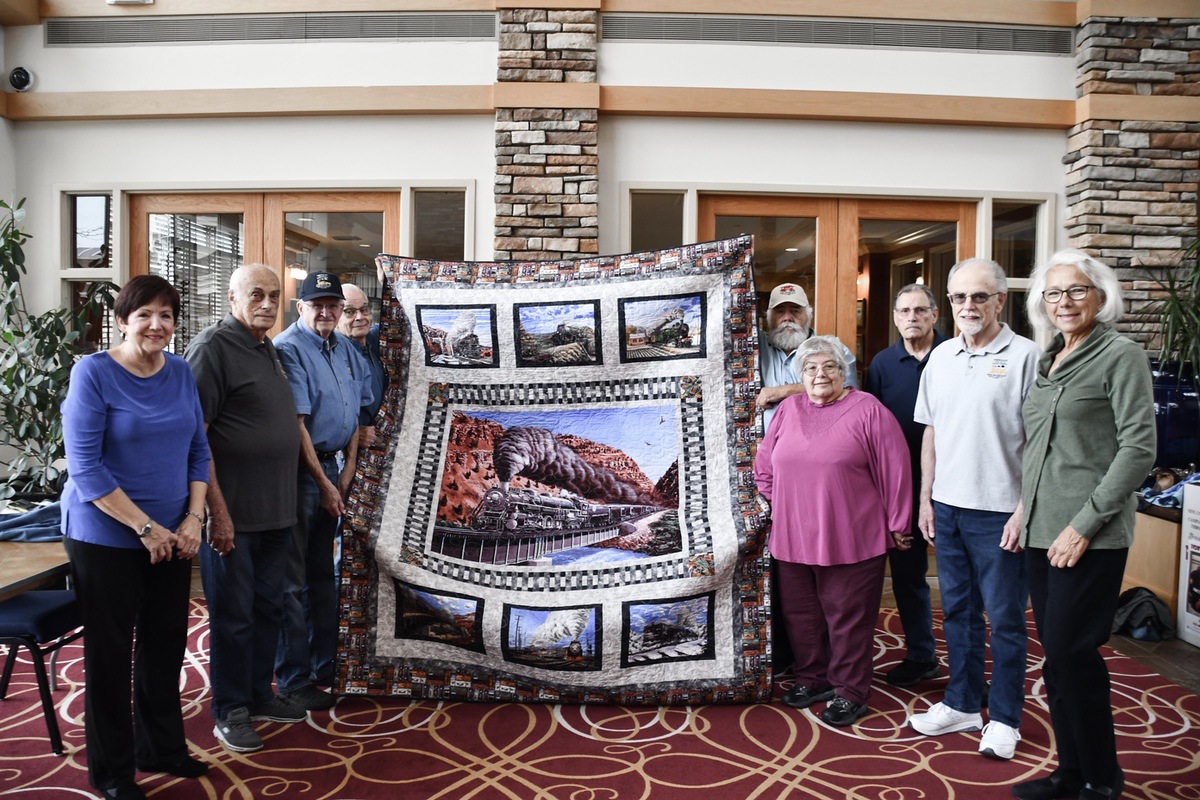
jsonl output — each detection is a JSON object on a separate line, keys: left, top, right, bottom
{"left": 1013, "top": 249, "right": 1156, "bottom": 800}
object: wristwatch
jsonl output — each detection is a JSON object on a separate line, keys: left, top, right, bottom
{"left": 137, "top": 518, "right": 153, "bottom": 538}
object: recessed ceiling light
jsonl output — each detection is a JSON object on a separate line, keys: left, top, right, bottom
{"left": 785, "top": 247, "right": 798, "bottom": 252}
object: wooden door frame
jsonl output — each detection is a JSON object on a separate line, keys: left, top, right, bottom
{"left": 698, "top": 194, "right": 976, "bottom": 347}
{"left": 697, "top": 194, "right": 839, "bottom": 334}
{"left": 129, "top": 191, "right": 401, "bottom": 336}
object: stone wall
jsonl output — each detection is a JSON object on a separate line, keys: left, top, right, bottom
{"left": 1066, "top": 17, "right": 1200, "bottom": 345}
{"left": 494, "top": 9, "right": 599, "bottom": 261}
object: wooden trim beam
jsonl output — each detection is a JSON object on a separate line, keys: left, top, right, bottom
{"left": 1077, "top": 0, "right": 1200, "bottom": 24}
{"left": 499, "top": 0, "right": 599, "bottom": 8}
{"left": 494, "top": 82, "right": 600, "bottom": 110}
{"left": 1077, "top": 93, "right": 1200, "bottom": 125}
{"left": 0, "top": 0, "right": 37, "bottom": 25}
{"left": 602, "top": 1, "right": 1076, "bottom": 27}
{"left": 601, "top": 87, "right": 1076, "bottom": 129}
{"left": 5, "top": 86, "right": 495, "bottom": 120}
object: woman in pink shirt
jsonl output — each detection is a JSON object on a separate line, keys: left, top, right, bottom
{"left": 755, "top": 335, "right": 912, "bottom": 727}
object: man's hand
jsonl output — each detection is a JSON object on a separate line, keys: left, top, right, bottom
{"left": 1000, "top": 504, "right": 1023, "bottom": 553}
{"left": 207, "top": 507, "right": 236, "bottom": 556}
{"left": 756, "top": 385, "right": 790, "bottom": 408}
{"left": 1047, "top": 524, "right": 1088, "bottom": 568}
{"left": 319, "top": 477, "right": 345, "bottom": 517}
{"left": 359, "top": 426, "right": 377, "bottom": 450}
{"left": 918, "top": 500, "right": 936, "bottom": 542}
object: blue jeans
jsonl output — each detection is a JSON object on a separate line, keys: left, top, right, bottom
{"left": 933, "top": 501, "right": 1028, "bottom": 728}
{"left": 275, "top": 459, "right": 341, "bottom": 694}
{"left": 201, "top": 525, "right": 290, "bottom": 719}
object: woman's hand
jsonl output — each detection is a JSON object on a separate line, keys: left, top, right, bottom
{"left": 141, "top": 522, "right": 178, "bottom": 564}
{"left": 891, "top": 531, "right": 913, "bottom": 550}
{"left": 174, "top": 514, "right": 204, "bottom": 559}
{"left": 1047, "top": 524, "right": 1089, "bottom": 568}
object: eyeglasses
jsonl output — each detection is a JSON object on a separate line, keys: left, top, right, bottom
{"left": 802, "top": 362, "right": 842, "bottom": 377}
{"left": 947, "top": 291, "right": 1001, "bottom": 306}
{"left": 1041, "top": 285, "right": 1094, "bottom": 303}
{"left": 342, "top": 304, "right": 371, "bottom": 318}
{"left": 894, "top": 306, "right": 934, "bottom": 316}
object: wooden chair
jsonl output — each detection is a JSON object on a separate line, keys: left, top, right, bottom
{"left": 0, "top": 590, "right": 84, "bottom": 755}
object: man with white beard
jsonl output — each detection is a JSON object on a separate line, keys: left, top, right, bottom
{"left": 907, "top": 258, "right": 1039, "bottom": 761}
{"left": 757, "top": 283, "right": 857, "bottom": 433}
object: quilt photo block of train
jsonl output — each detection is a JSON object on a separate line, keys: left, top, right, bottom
{"left": 337, "top": 235, "right": 771, "bottom": 704}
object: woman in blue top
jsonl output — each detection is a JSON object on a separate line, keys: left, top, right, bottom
{"left": 61, "top": 275, "right": 210, "bottom": 800}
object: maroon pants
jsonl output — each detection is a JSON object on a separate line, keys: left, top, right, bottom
{"left": 776, "top": 555, "right": 887, "bottom": 705}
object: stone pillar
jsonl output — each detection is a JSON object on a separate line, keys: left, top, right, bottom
{"left": 494, "top": 9, "right": 599, "bottom": 261}
{"left": 1065, "top": 17, "right": 1199, "bottom": 345}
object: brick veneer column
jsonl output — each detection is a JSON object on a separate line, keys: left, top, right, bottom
{"left": 494, "top": 9, "right": 599, "bottom": 261}
{"left": 1065, "top": 17, "right": 1199, "bottom": 345}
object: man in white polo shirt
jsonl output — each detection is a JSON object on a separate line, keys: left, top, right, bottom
{"left": 906, "top": 258, "right": 1040, "bottom": 762}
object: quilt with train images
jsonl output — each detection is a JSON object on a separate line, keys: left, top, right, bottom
{"left": 336, "top": 236, "right": 771, "bottom": 705}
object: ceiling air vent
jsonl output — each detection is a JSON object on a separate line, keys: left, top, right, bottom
{"left": 600, "top": 14, "right": 1073, "bottom": 56}
{"left": 45, "top": 13, "right": 497, "bottom": 46}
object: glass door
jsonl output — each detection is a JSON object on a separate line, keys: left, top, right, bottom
{"left": 130, "top": 193, "right": 264, "bottom": 353}
{"left": 130, "top": 192, "right": 400, "bottom": 342}
{"left": 697, "top": 195, "right": 839, "bottom": 339}
{"left": 264, "top": 193, "right": 400, "bottom": 329}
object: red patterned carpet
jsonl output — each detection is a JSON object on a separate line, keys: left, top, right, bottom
{"left": 1, "top": 600, "right": 1197, "bottom": 799}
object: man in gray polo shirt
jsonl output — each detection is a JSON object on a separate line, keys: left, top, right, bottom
{"left": 186, "top": 264, "right": 305, "bottom": 754}
{"left": 906, "top": 258, "right": 1040, "bottom": 762}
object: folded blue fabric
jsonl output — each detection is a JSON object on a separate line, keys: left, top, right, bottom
{"left": 0, "top": 501, "right": 63, "bottom": 542}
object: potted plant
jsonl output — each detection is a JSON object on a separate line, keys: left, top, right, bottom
{"left": 1146, "top": 235, "right": 1200, "bottom": 473}
{"left": 0, "top": 197, "right": 116, "bottom": 502}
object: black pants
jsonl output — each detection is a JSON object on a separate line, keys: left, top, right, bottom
{"left": 1026, "top": 546, "right": 1128, "bottom": 787}
{"left": 64, "top": 538, "right": 193, "bottom": 791}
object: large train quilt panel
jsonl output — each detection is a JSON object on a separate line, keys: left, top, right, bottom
{"left": 336, "top": 236, "right": 771, "bottom": 704}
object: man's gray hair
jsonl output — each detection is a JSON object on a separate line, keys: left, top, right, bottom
{"left": 894, "top": 283, "right": 937, "bottom": 309}
{"left": 946, "top": 258, "right": 1008, "bottom": 294}
{"left": 793, "top": 335, "right": 849, "bottom": 376}
{"left": 1024, "top": 248, "right": 1124, "bottom": 344}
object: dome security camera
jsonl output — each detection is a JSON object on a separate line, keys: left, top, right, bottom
{"left": 8, "top": 67, "right": 34, "bottom": 92}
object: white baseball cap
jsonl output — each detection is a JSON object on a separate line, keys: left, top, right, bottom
{"left": 768, "top": 283, "right": 810, "bottom": 310}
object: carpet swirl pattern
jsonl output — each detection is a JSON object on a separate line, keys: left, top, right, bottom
{"left": 0, "top": 600, "right": 1196, "bottom": 799}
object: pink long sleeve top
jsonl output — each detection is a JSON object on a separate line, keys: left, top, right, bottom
{"left": 755, "top": 389, "right": 912, "bottom": 567}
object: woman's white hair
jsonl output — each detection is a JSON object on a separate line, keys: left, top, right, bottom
{"left": 1025, "top": 248, "right": 1124, "bottom": 345}
{"left": 793, "top": 335, "right": 849, "bottom": 376}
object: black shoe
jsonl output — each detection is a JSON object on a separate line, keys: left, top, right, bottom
{"left": 781, "top": 684, "right": 835, "bottom": 709}
{"left": 98, "top": 783, "right": 147, "bottom": 800}
{"left": 136, "top": 755, "right": 208, "bottom": 779}
{"left": 1011, "top": 768, "right": 1084, "bottom": 800}
{"left": 820, "top": 695, "right": 868, "bottom": 727}
{"left": 885, "top": 658, "right": 941, "bottom": 687}
{"left": 1078, "top": 768, "right": 1124, "bottom": 800}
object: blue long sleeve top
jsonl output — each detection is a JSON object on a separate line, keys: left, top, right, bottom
{"left": 60, "top": 351, "right": 210, "bottom": 549}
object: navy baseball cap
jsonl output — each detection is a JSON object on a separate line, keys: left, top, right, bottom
{"left": 298, "top": 271, "right": 343, "bottom": 301}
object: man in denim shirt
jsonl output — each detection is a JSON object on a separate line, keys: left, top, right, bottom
{"left": 274, "top": 271, "right": 376, "bottom": 711}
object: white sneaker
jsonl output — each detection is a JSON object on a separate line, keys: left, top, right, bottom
{"left": 908, "top": 701, "right": 983, "bottom": 736}
{"left": 978, "top": 721, "right": 1021, "bottom": 760}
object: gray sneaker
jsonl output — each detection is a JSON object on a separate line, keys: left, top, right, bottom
{"left": 283, "top": 683, "right": 337, "bottom": 711}
{"left": 249, "top": 695, "right": 307, "bottom": 723}
{"left": 213, "top": 707, "right": 263, "bottom": 753}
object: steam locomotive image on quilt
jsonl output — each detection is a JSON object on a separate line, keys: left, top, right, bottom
{"left": 471, "top": 487, "right": 657, "bottom": 534}
{"left": 432, "top": 487, "right": 662, "bottom": 565}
